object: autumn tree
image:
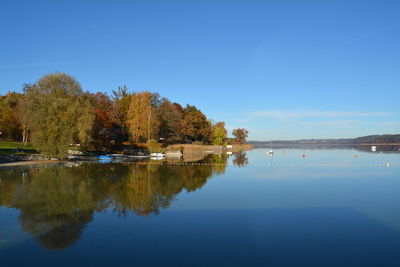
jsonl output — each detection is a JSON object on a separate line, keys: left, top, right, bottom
{"left": 10, "top": 74, "right": 226, "bottom": 150}
{"left": 158, "top": 98, "right": 183, "bottom": 143}
{"left": 19, "top": 73, "right": 96, "bottom": 157}
{"left": 212, "top": 122, "right": 227, "bottom": 145}
{"left": 172, "top": 102, "right": 184, "bottom": 113}
{"left": 232, "top": 128, "right": 249, "bottom": 144}
{"left": 0, "top": 92, "right": 23, "bottom": 140}
{"left": 181, "top": 105, "right": 212, "bottom": 143}
{"left": 90, "top": 92, "right": 123, "bottom": 149}
{"left": 112, "top": 85, "right": 132, "bottom": 129}
{"left": 126, "top": 92, "right": 160, "bottom": 143}
{"left": 19, "top": 83, "right": 35, "bottom": 144}
{"left": 92, "top": 93, "right": 114, "bottom": 128}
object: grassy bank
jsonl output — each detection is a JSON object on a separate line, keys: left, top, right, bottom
{"left": 0, "top": 141, "right": 37, "bottom": 154}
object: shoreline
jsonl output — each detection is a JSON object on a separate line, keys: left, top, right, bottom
{"left": 0, "top": 160, "right": 62, "bottom": 168}
{"left": 0, "top": 144, "right": 253, "bottom": 169}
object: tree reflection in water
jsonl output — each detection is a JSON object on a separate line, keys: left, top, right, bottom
{"left": 0, "top": 158, "right": 226, "bottom": 250}
{"left": 233, "top": 151, "right": 249, "bottom": 167}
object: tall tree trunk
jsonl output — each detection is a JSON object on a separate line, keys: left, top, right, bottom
{"left": 23, "top": 127, "right": 30, "bottom": 146}
{"left": 22, "top": 127, "right": 26, "bottom": 145}
{"left": 147, "top": 109, "right": 151, "bottom": 141}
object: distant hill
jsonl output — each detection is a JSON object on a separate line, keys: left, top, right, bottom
{"left": 249, "top": 134, "right": 400, "bottom": 147}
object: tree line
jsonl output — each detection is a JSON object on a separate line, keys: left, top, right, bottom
{"left": 0, "top": 72, "right": 248, "bottom": 157}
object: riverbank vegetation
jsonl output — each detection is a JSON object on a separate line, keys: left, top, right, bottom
{"left": 0, "top": 72, "right": 249, "bottom": 157}
{"left": 0, "top": 141, "right": 37, "bottom": 154}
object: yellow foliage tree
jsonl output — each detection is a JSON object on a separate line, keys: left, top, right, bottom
{"left": 126, "top": 92, "right": 160, "bottom": 143}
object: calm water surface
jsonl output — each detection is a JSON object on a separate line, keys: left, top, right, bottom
{"left": 1, "top": 148, "right": 400, "bottom": 266}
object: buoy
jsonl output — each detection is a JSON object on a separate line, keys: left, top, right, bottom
{"left": 302, "top": 154, "right": 306, "bottom": 158}
{"left": 354, "top": 154, "right": 358, "bottom": 158}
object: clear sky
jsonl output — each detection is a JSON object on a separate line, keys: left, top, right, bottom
{"left": 1, "top": 0, "right": 399, "bottom": 140}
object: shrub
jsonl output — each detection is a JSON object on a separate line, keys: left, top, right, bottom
{"left": 147, "top": 139, "right": 164, "bottom": 153}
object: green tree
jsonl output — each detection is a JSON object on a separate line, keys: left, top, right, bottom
{"left": 112, "top": 85, "right": 132, "bottom": 129}
{"left": 212, "top": 122, "right": 227, "bottom": 145}
{"left": 19, "top": 73, "right": 96, "bottom": 157}
{"left": 232, "top": 128, "right": 249, "bottom": 144}
{"left": 0, "top": 92, "right": 23, "bottom": 140}
{"left": 19, "top": 83, "right": 35, "bottom": 144}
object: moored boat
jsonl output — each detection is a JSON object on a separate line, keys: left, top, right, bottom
{"left": 150, "top": 153, "right": 165, "bottom": 157}
{"left": 98, "top": 155, "right": 112, "bottom": 160}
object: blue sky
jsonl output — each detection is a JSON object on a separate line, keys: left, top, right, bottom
{"left": 1, "top": 0, "right": 399, "bottom": 140}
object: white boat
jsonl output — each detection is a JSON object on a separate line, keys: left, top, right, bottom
{"left": 266, "top": 141, "right": 274, "bottom": 156}
{"left": 150, "top": 153, "right": 165, "bottom": 157}
{"left": 371, "top": 136, "right": 377, "bottom": 152}
{"left": 108, "top": 153, "right": 125, "bottom": 158}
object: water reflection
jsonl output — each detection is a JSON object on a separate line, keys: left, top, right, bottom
{"left": 0, "top": 160, "right": 227, "bottom": 250}
{"left": 252, "top": 144, "right": 400, "bottom": 154}
{"left": 232, "top": 151, "right": 249, "bottom": 167}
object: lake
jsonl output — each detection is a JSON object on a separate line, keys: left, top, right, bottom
{"left": 1, "top": 148, "right": 400, "bottom": 266}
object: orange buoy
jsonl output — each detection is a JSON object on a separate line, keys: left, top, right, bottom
{"left": 354, "top": 154, "right": 358, "bottom": 158}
